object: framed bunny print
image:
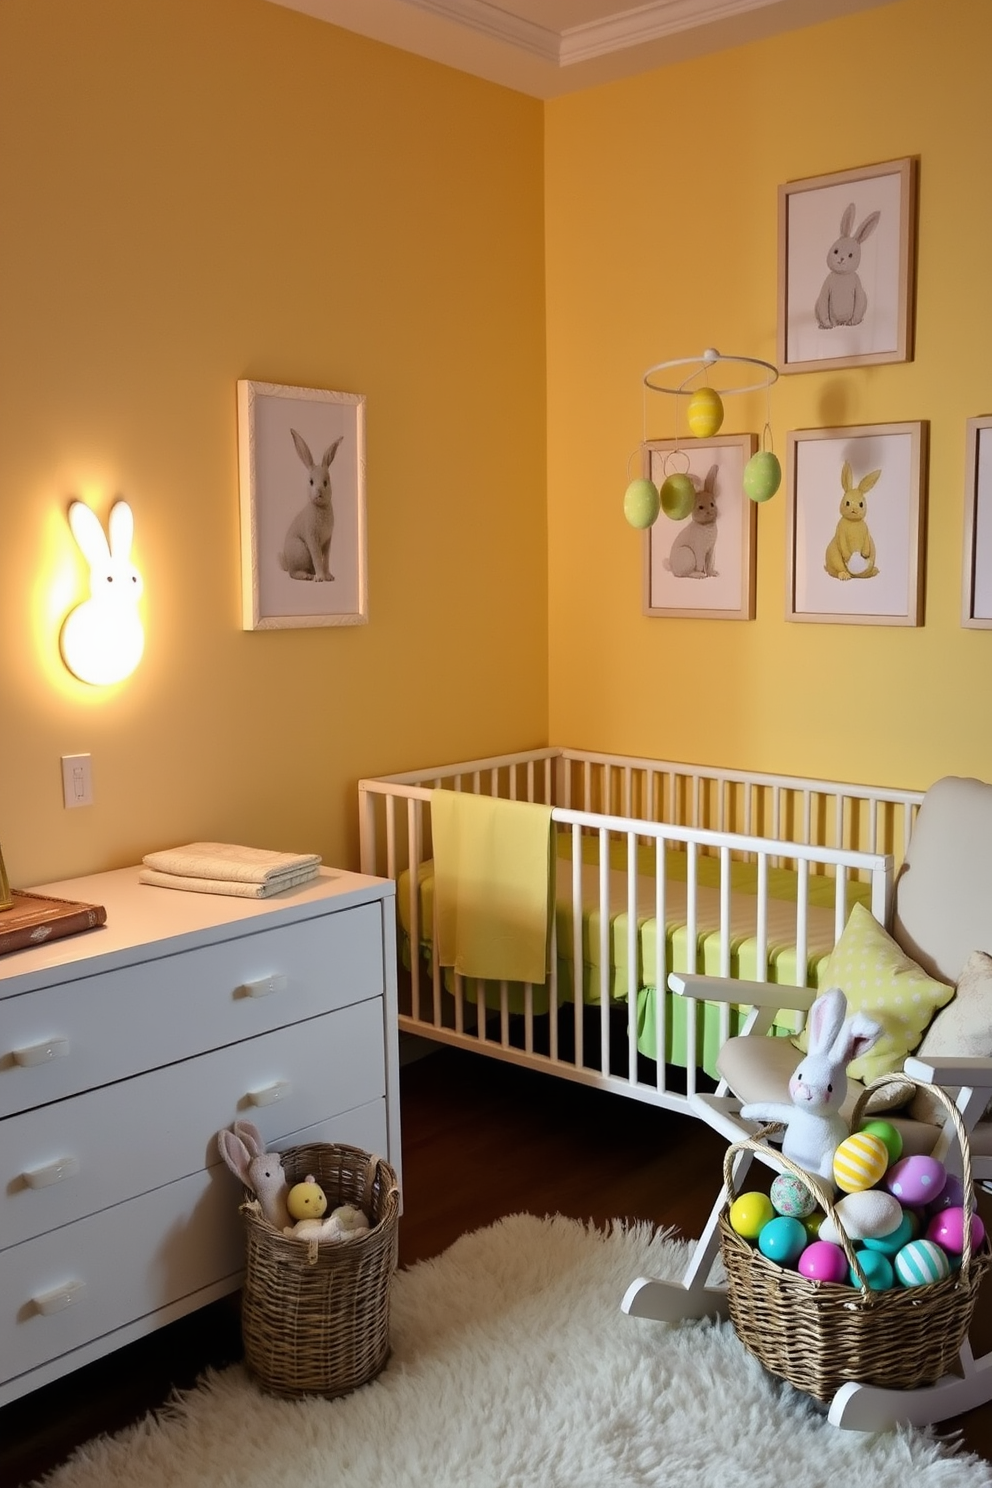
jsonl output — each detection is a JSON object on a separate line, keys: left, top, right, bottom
{"left": 777, "top": 158, "right": 917, "bottom": 374}
{"left": 642, "top": 433, "right": 757, "bottom": 620}
{"left": 785, "top": 422, "right": 928, "bottom": 626}
{"left": 238, "top": 380, "right": 368, "bottom": 630}
{"left": 962, "top": 414, "right": 992, "bottom": 629}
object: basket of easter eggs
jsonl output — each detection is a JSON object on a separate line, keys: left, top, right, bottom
{"left": 240, "top": 1142, "right": 400, "bottom": 1400}
{"left": 718, "top": 1075, "right": 991, "bottom": 1404}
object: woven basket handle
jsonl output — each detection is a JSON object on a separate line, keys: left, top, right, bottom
{"left": 362, "top": 1154, "right": 400, "bottom": 1220}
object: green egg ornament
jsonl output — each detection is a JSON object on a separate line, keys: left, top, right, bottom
{"left": 743, "top": 450, "right": 781, "bottom": 503}
{"left": 687, "top": 386, "right": 724, "bottom": 438}
{"left": 623, "top": 477, "right": 661, "bottom": 529}
{"left": 660, "top": 472, "right": 696, "bottom": 521}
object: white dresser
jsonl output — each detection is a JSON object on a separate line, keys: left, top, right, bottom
{"left": 0, "top": 865, "right": 399, "bottom": 1406}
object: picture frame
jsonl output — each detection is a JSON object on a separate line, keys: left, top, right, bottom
{"left": 963, "top": 415, "right": 992, "bottom": 629}
{"left": 785, "top": 422, "right": 927, "bottom": 626}
{"left": 237, "top": 379, "right": 367, "bottom": 630}
{"left": 643, "top": 433, "right": 757, "bottom": 620}
{"left": 777, "top": 157, "right": 917, "bottom": 375}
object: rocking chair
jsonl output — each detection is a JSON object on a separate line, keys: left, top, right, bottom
{"left": 621, "top": 774, "right": 992, "bottom": 1432}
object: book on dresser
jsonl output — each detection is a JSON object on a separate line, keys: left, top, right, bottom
{"left": 0, "top": 891, "right": 107, "bottom": 958}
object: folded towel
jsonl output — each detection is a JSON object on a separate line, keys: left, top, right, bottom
{"left": 430, "top": 790, "right": 553, "bottom": 984}
{"left": 138, "top": 863, "right": 320, "bottom": 898}
{"left": 142, "top": 842, "right": 321, "bottom": 885}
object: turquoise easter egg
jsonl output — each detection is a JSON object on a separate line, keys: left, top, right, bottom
{"left": 862, "top": 1210, "right": 914, "bottom": 1256}
{"left": 894, "top": 1238, "right": 951, "bottom": 1287}
{"left": 623, "top": 477, "right": 661, "bottom": 529}
{"left": 851, "top": 1247, "right": 895, "bottom": 1291}
{"left": 758, "top": 1215, "right": 808, "bottom": 1266}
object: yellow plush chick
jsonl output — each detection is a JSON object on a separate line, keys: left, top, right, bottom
{"left": 287, "top": 1174, "right": 327, "bottom": 1221}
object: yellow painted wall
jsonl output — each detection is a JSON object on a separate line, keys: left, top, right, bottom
{"left": 0, "top": 0, "right": 547, "bottom": 887}
{"left": 546, "top": 0, "right": 992, "bottom": 791}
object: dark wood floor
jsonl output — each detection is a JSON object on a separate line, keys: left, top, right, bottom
{"left": 4, "top": 1045, "right": 992, "bottom": 1485}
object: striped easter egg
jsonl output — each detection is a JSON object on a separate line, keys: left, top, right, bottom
{"left": 832, "top": 1131, "right": 889, "bottom": 1194}
{"left": 893, "top": 1238, "right": 951, "bottom": 1288}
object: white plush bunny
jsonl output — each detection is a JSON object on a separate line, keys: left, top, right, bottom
{"left": 61, "top": 499, "right": 144, "bottom": 685}
{"left": 739, "top": 987, "right": 881, "bottom": 1181}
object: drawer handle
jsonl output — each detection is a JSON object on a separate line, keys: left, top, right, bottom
{"left": 246, "top": 1080, "right": 290, "bottom": 1107}
{"left": 32, "top": 1280, "right": 87, "bottom": 1317}
{"left": 240, "top": 974, "right": 289, "bottom": 999}
{"left": 23, "top": 1156, "right": 80, "bottom": 1190}
{"left": 12, "top": 1037, "right": 70, "bottom": 1067}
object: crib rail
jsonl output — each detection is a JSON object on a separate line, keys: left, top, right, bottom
{"left": 358, "top": 746, "right": 906, "bottom": 1117}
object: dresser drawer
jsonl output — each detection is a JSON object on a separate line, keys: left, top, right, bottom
{"left": 0, "top": 901, "right": 384, "bottom": 1118}
{"left": 0, "top": 1099, "right": 389, "bottom": 1396}
{"left": 1, "top": 998, "right": 385, "bottom": 1250}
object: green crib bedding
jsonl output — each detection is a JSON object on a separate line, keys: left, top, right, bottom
{"left": 396, "top": 835, "right": 871, "bottom": 1077}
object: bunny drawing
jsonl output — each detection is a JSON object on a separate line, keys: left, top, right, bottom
{"left": 739, "top": 987, "right": 882, "bottom": 1181}
{"left": 815, "top": 202, "right": 881, "bottom": 329}
{"left": 824, "top": 460, "right": 882, "bottom": 580}
{"left": 217, "top": 1119, "right": 291, "bottom": 1231}
{"left": 277, "top": 429, "right": 344, "bottom": 581}
{"left": 60, "top": 499, "right": 144, "bottom": 685}
{"left": 666, "top": 465, "right": 720, "bottom": 578}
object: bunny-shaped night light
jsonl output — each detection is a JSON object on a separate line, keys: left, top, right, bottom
{"left": 60, "top": 499, "right": 144, "bottom": 685}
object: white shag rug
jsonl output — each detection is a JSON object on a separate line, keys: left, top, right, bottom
{"left": 37, "top": 1214, "right": 992, "bottom": 1488}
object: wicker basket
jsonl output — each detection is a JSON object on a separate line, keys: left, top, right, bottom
{"left": 719, "top": 1075, "right": 991, "bottom": 1405}
{"left": 240, "top": 1142, "right": 400, "bottom": 1399}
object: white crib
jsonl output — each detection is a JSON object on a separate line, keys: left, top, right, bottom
{"left": 358, "top": 746, "right": 923, "bottom": 1117}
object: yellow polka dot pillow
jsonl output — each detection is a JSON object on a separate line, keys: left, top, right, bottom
{"left": 793, "top": 901, "right": 954, "bottom": 1083}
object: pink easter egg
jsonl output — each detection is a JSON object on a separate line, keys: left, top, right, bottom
{"left": 885, "top": 1155, "right": 947, "bottom": 1208}
{"left": 925, "top": 1205, "right": 986, "bottom": 1256}
{"left": 798, "top": 1240, "right": 849, "bottom": 1284}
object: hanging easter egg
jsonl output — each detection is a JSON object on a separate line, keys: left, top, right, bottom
{"left": 686, "top": 386, "right": 724, "bottom": 438}
{"left": 770, "top": 1172, "right": 816, "bottom": 1219}
{"left": 926, "top": 1205, "right": 986, "bottom": 1256}
{"left": 729, "top": 1191, "right": 774, "bottom": 1240}
{"left": 797, "top": 1239, "right": 849, "bottom": 1284}
{"left": 893, "top": 1238, "right": 951, "bottom": 1287}
{"left": 660, "top": 472, "right": 696, "bottom": 521}
{"left": 858, "top": 1119, "right": 903, "bottom": 1166}
{"left": 742, "top": 450, "right": 781, "bottom": 503}
{"left": 623, "top": 477, "right": 661, "bottom": 529}
{"left": 833, "top": 1131, "right": 889, "bottom": 1193}
{"left": 885, "top": 1154, "right": 947, "bottom": 1207}
{"left": 862, "top": 1209, "right": 915, "bottom": 1257}
{"left": 851, "top": 1247, "right": 894, "bottom": 1292}
{"left": 758, "top": 1215, "right": 808, "bottom": 1266}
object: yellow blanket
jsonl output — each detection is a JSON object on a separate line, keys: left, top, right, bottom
{"left": 430, "top": 790, "right": 554, "bottom": 984}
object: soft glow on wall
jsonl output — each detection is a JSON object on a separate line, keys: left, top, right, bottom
{"left": 60, "top": 499, "right": 145, "bottom": 686}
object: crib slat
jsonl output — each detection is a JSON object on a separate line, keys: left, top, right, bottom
{"left": 572, "top": 823, "right": 584, "bottom": 1069}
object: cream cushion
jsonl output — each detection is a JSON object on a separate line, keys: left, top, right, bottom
{"left": 909, "top": 950, "right": 992, "bottom": 1123}
{"left": 792, "top": 902, "right": 954, "bottom": 1083}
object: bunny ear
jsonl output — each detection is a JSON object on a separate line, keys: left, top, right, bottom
{"left": 291, "top": 428, "right": 314, "bottom": 468}
{"left": 860, "top": 468, "right": 883, "bottom": 495}
{"left": 840, "top": 202, "right": 857, "bottom": 237}
{"left": 68, "top": 501, "right": 111, "bottom": 566}
{"left": 835, "top": 1012, "right": 882, "bottom": 1067}
{"left": 855, "top": 210, "right": 881, "bottom": 243}
{"left": 840, "top": 461, "right": 854, "bottom": 492}
{"left": 217, "top": 1130, "right": 250, "bottom": 1182}
{"left": 108, "top": 500, "right": 134, "bottom": 560}
{"left": 322, "top": 436, "right": 343, "bottom": 469}
{"left": 704, "top": 465, "right": 718, "bottom": 492}
{"left": 232, "top": 1119, "right": 264, "bottom": 1157}
{"left": 806, "top": 987, "right": 848, "bottom": 1055}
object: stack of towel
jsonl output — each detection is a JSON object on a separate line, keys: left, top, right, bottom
{"left": 139, "top": 842, "right": 322, "bottom": 899}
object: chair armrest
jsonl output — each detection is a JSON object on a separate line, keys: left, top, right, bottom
{"left": 668, "top": 971, "right": 817, "bottom": 1013}
{"left": 904, "top": 1055, "right": 992, "bottom": 1089}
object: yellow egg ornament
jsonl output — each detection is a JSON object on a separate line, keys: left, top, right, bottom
{"left": 660, "top": 472, "right": 696, "bottom": 521}
{"left": 623, "top": 477, "right": 661, "bottom": 529}
{"left": 833, "top": 1131, "right": 889, "bottom": 1194}
{"left": 686, "top": 386, "right": 724, "bottom": 438}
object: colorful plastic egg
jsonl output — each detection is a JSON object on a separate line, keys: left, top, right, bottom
{"left": 926, "top": 1206, "right": 986, "bottom": 1256}
{"left": 894, "top": 1238, "right": 951, "bottom": 1287}
{"left": 862, "top": 1210, "right": 915, "bottom": 1256}
{"left": 686, "top": 386, "right": 724, "bottom": 438}
{"left": 623, "top": 477, "right": 661, "bottom": 529}
{"left": 927, "top": 1173, "right": 966, "bottom": 1214}
{"left": 833, "top": 1131, "right": 889, "bottom": 1193}
{"left": 819, "top": 1190, "right": 902, "bottom": 1245}
{"left": 660, "top": 472, "right": 696, "bottom": 521}
{"left": 851, "top": 1247, "right": 894, "bottom": 1292}
{"left": 798, "top": 1240, "right": 849, "bottom": 1284}
{"left": 885, "top": 1155, "right": 947, "bottom": 1207}
{"left": 758, "top": 1215, "right": 808, "bottom": 1266}
{"left": 729, "top": 1191, "right": 774, "bottom": 1240}
{"left": 770, "top": 1172, "right": 816, "bottom": 1219}
{"left": 858, "top": 1119, "right": 903, "bottom": 1166}
{"left": 742, "top": 450, "right": 781, "bottom": 503}
{"left": 803, "top": 1212, "right": 824, "bottom": 1240}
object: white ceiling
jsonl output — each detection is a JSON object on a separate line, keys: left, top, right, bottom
{"left": 267, "top": 0, "right": 894, "bottom": 98}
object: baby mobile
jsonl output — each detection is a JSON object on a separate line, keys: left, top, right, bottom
{"left": 623, "top": 348, "right": 782, "bottom": 530}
